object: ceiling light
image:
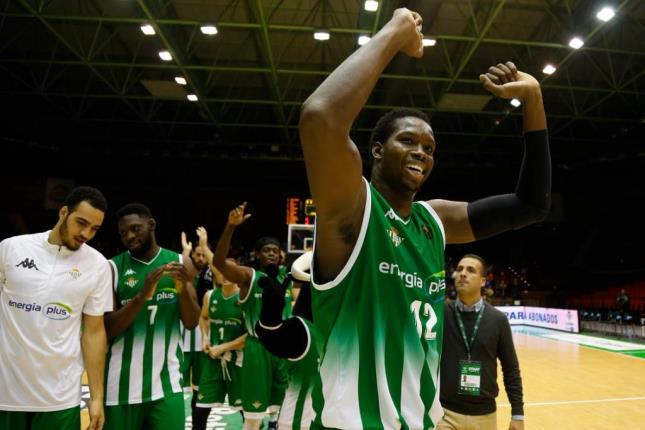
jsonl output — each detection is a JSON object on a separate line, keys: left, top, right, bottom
{"left": 364, "top": 1, "right": 378, "bottom": 12}
{"left": 596, "top": 7, "right": 615, "bottom": 22}
{"left": 187, "top": 94, "right": 198, "bottom": 101}
{"left": 313, "top": 31, "right": 330, "bottom": 41}
{"left": 200, "top": 25, "right": 218, "bottom": 35}
{"left": 568, "top": 37, "right": 584, "bottom": 49}
{"left": 140, "top": 24, "right": 155, "bottom": 35}
{"left": 422, "top": 38, "right": 437, "bottom": 47}
{"left": 358, "top": 35, "right": 371, "bottom": 46}
{"left": 510, "top": 98, "right": 521, "bottom": 108}
{"left": 158, "top": 50, "right": 172, "bottom": 61}
{"left": 542, "top": 64, "right": 556, "bottom": 75}
{"left": 175, "top": 76, "right": 187, "bottom": 85}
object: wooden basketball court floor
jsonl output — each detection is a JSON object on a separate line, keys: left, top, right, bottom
{"left": 80, "top": 326, "right": 645, "bottom": 429}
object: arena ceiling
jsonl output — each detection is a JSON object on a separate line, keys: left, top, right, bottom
{"left": 1, "top": 0, "right": 644, "bottom": 178}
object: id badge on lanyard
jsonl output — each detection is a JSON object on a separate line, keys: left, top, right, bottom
{"left": 458, "top": 360, "right": 482, "bottom": 396}
{"left": 455, "top": 304, "right": 485, "bottom": 397}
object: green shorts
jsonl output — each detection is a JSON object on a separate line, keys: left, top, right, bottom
{"left": 103, "top": 392, "right": 185, "bottom": 430}
{"left": 196, "top": 355, "right": 243, "bottom": 409}
{"left": 0, "top": 406, "right": 80, "bottom": 430}
{"left": 181, "top": 350, "right": 205, "bottom": 390}
{"left": 241, "top": 336, "right": 288, "bottom": 419}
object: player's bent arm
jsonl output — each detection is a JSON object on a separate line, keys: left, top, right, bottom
{"left": 178, "top": 279, "right": 200, "bottom": 329}
{"left": 430, "top": 129, "right": 550, "bottom": 243}
{"left": 104, "top": 291, "right": 149, "bottom": 340}
{"left": 81, "top": 313, "right": 107, "bottom": 429}
{"left": 213, "top": 224, "right": 252, "bottom": 296}
{"left": 199, "top": 291, "right": 211, "bottom": 350}
{"left": 219, "top": 333, "right": 248, "bottom": 353}
{"left": 255, "top": 317, "right": 310, "bottom": 360}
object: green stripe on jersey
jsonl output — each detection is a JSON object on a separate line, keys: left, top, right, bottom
{"left": 105, "top": 248, "right": 184, "bottom": 405}
{"left": 311, "top": 181, "right": 446, "bottom": 430}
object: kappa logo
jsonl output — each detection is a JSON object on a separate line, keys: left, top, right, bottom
{"left": 385, "top": 208, "right": 404, "bottom": 223}
{"left": 124, "top": 268, "right": 136, "bottom": 276}
{"left": 16, "top": 258, "right": 39, "bottom": 271}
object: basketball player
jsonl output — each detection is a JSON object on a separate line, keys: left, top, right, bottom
{"left": 256, "top": 251, "right": 320, "bottom": 430}
{"left": 213, "top": 204, "right": 292, "bottom": 430}
{"left": 0, "top": 186, "right": 112, "bottom": 430}
{"left": 193, "top": 264, "right": 247, "bottom": 430}
{"left": 180, "top": 228, "right": 216, "bottom": 425}
{"left": 103, "top": 203, "right": 201, "bottom": 430}
{"left": 260, "top": 7, "right": 550, "bottom": 429}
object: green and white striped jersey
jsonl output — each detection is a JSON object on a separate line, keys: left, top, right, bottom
{"left": 278, "top": 317, "right": 321, "bottom": 430}
{"left": 311, "top": 179, "right": 446, "bottom": 430}
{"left": 239, "top": 266, "right": 293, "bottom": 337}
{"left": 206, "top": 287, "right": 245, "bottom": 366}
{"left": 105, "top": 248, "right": 184, "bottom": 405}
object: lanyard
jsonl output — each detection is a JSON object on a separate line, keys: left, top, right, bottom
{"left": 455, "top": 304, "right": 485, "bottom": 360}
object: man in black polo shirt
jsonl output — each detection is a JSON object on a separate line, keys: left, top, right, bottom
{"left": 437, "top": 254, "right": 524, "bottom": 430}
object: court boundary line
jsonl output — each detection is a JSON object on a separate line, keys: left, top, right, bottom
{"left": 498, "top": 396, "right": 645, "bottom": 407}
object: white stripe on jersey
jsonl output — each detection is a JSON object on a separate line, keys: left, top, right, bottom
{"left": 129, "top": 331, "right": 145, "bottom": 403}
{"left": 151, "top": 327, "right": 166, "bottom": 400}
{"left": 401, "top": 338, "right": 425, "bottom": 429}
{"left": 375, "top": 336, "right": 400, "bottom": 430}
{"left": 301, "top": 388, "right": 315, "bottom": 429}
{"left": 277, "top": 383, "right": 315, "bottom": 430}
{"left": 167, "top": 328, "right": 182, "bottom": 393}
{"left": 319, "top": 328, "right": 362, "bottom": 429}
{"left": 105, "top": 338, "right": 124, "bottom": 405}
{"left": 425, "top": 341, "right": 443, "bottom": 426}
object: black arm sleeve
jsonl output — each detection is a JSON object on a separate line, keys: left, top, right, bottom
{"left": 467, "top": 129, "right": 551, "bottom": 240}
{"left": 255, "top": 317, "right": 310, "bottom": 359}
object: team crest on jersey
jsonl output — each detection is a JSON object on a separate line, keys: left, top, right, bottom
{"left": 125, "top": 277, "right": 138, "bottom": 288}
{"left": 210, "top": 305, "right": 216, "bottom": 313}
{"left": 68, "top": 268, "right": 82, "bottom": 280}
{"left": 387, "top": 226, "right": 405, "bottom": 247}
{"left": 124, "top": 268, "right": 136, "bottom": 276}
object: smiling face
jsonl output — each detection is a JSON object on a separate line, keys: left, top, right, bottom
{"left": 372, "top": 116, "right": 436, "bottom": 193}
{"left": 117, "top": 214, "right": 155, "bottom": 256}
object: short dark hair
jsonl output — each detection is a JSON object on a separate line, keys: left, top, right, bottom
{"left": 255, "top": 236, "right": 280, "bottom": 251}
{"left": 462, "top": 254, "right": 488, "bottom": 276}
{"left": 116, "top": 202, "right": 153, "bottom": 220}
{"left": 64, "top": 186, "right": 107, "bottom": 213}
{"left": 369, "top": 108, "right": 431, "bottom": 148}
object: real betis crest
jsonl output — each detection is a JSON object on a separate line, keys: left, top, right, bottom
{"left": 68, "top": 268, "right": 82, "bottom": 280}
{"left": 387, "top": 226, "right": 405, "bottom": 247}
{"left": 125, "top": 277, "right": 138, "bottom": 288}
